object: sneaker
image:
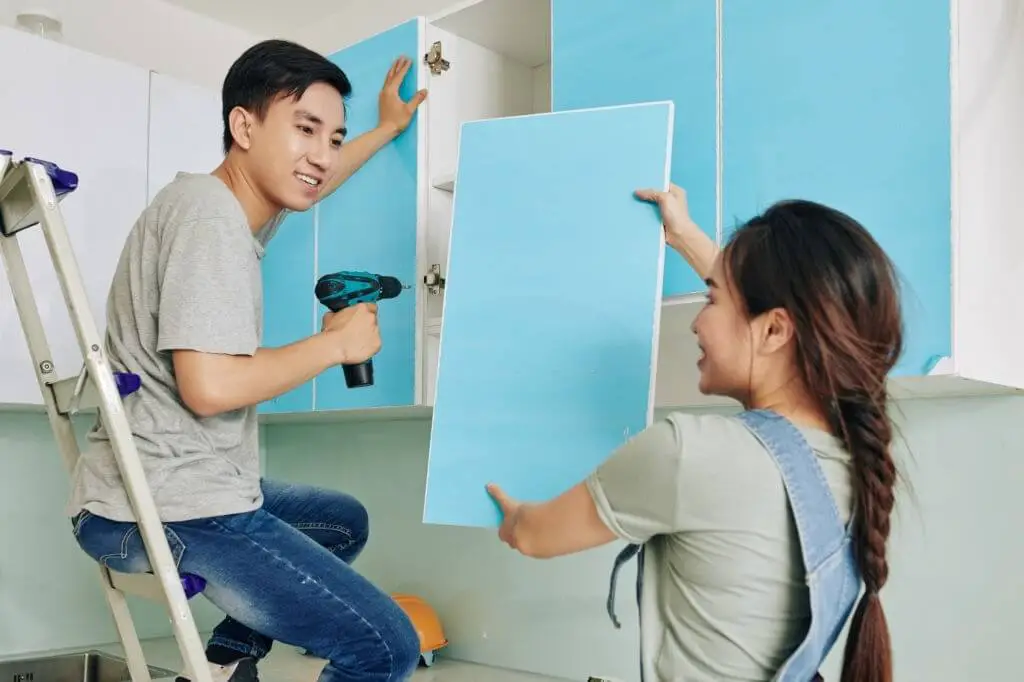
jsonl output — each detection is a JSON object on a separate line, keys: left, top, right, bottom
{"left": 175, "top": 657, "right": 259, "bottom": 682}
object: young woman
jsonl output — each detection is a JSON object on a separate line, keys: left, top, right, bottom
{"left": 487, "top": 185, "right": 901, "bottom": 682}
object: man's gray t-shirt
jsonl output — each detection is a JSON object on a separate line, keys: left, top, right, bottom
{"left": 66, "top": 172, "right": 284, "bottom": 523}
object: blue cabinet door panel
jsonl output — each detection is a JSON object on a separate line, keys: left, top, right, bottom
{"left": 259, "top": 209, "right": 315, "bottom": 414}
{"left": 722, "top": 1, "right": 951, "bottom": 376}
{"left": 552, "top": 0, "right": 717, "bottom": 298}
{"left": 315, "top": 19, "right": 422, "bottom": 410}
{"left": 425, "top": 102, "right": 674, "bottom": 527}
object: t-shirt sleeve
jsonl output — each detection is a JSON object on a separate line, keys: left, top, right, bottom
{"left": 585, "top": 416, "right": 685, "bottom": 544}
{"left": 156, "top": 217, "right": 259, "bottom": 356}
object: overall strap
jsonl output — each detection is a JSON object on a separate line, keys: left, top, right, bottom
{"left": 606, "top": 542, "right": 641, "bottom": 628}
{"left": 735, "top": 410, "right": 847, "bottom": 572}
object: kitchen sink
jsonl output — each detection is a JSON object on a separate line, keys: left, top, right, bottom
{"left": 0, "top": 649, "right": 177, "bottom": 681}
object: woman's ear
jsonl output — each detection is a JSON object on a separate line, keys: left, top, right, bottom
{"left": 760, "top": 307, "right": 796, "bottom": 355}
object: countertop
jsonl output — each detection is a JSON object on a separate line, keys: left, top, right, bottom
{"left": 96, "top": 634, "right": 573, "bottom": 682}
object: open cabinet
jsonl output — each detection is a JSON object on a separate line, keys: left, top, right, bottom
{"left": 256, "top": 0, "right": 1024, "bottom": 424}
{"left": 420, "top": 0, "right": 553, "bottom": 405}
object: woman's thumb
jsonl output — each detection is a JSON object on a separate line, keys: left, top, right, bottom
{"left": 634, "top": 188, "right": 662, "bottom": 203}
{"left": 486, "top": 483, "right": 508, "bottom": 507}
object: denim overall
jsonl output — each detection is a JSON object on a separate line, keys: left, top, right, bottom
{"left": 605, "top": 409, "right": 862, "bottom": 681}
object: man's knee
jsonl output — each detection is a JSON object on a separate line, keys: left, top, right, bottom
{"left": 347, "top": 498, "right": 370, "bottom": 553}
{"left": 316, "top": 594, "right": 421, "bottom": 679}
{"left": 390, "top": 610, "right": 422, "bottom": 675}
{"left": 363, "top": 603, "right": 421, "bottom": 679}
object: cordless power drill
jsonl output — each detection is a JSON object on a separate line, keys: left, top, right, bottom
{"left": 314, "top": 270, "right": 408, "bottom": 388}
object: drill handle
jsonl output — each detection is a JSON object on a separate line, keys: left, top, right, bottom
{"left": 343, "top": 358, "right": 374, "bottom": 388}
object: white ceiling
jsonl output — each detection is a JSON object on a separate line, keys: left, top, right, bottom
{"left": 158, "top": 0, "right": 349, "bottom": 37}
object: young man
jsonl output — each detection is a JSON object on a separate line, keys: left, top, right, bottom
{"left": 66, "top": 40, "right": 428, "bottom": 682}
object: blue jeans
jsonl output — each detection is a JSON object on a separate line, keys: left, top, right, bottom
{"left": 72, "top": 479, "right": 420, "bottom": 681}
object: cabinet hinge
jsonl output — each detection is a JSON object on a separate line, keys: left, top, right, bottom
{"left": 423, "top": 263, "right": 446, "bottom": 294}
{"left": 424, "top": 41, "right": 450, "bottom": 75}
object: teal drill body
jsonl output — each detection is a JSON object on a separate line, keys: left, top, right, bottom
{"left": 314, "top": 270, "right": 406, "bottom": 388}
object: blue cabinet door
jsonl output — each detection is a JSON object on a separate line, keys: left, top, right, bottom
{"left": 722, "top": 1, "right": 951, "bottom": 376}
{"left": 259, "top": 209, "right": 316, "bottom": 414}
{"left": 551, "top": 0, "right": 717, "bottom": 299}
{"left": 315, "top": 19, "right": 423, "bottom": 411}
{"left": 424, "top": 102, "right": 674, "bottom": 527}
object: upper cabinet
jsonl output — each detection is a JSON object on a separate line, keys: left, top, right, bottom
{"left": 6, "top": 1, "right": 1020, "bottom": 416}
{"left": 550, "top": 0, "right": 717, "bottom": 299}
{"left": 0, "top": 26, "right": 150, "bottom": 409}
{"left": 260, "top": 209, "right": 317, "bottom": 414}
{"left": 656, "top": 0, "right": 1024, "bottom": 407}
{"left": 260, "top": 0, "right": 557, "bottom": 419}
{"left": 257, "top": 0, "right": 1024, "bottom": 421}
{"left": 258, "top": 20, "right": 424, "bottom": 417}
{"left": 419, "top": 0, "right": 552, "bottom": 406}
{"left": 147, "top": 72, "right": 224, "bottom": 203}
{"left": 314, "top": 20, "right": 422, "bottom": 413}
{"left": 721, "top": 0, "right": 951, "bottom": 380}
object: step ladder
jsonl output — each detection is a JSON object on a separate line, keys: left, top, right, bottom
{"left": 0, "top": 151, "right": 214, "bottom": 682}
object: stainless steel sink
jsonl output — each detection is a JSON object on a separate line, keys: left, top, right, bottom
{"left": 0, "top": 649, "right": 178, "bottom": 682}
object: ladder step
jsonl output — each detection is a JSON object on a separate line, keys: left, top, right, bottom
{"left": 51, "top": 371, "right": 141, "bottom": 415}
{"left": 0, "top": 152, "right": 78, "bottom": 237}
{"left": 108, "top": 570, "right": 207, "bottom": 601}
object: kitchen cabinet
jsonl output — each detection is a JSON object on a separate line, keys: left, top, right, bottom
{"left": 0, "top": 26, "right": 150, "bottom": 409}
{"left": 642, "top": 0, "right": 1024, "bottom": 408}
{"left": 550, "top": 0, "right": 717, "bottom": 299}
{"left": 260, "top": 19, "right": 422, "bottom": 416}
{"left": 721, "top": 0, "right": 951, "bottom": 380}
{"left": 6, "top": 1, "right": 1020, "bottom": 416}
{"left": 260, "top": 209, "right": 317, "bottom": 414}
{"left": 259, "top": 0, "right": 1024, "bottom": 422}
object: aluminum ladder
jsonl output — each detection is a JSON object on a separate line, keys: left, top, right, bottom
{"left": 0, "top": 150, "right": 213, "bottom": 682}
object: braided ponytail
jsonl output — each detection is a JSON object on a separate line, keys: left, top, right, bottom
{"left": 835, "top": 395, "right": 897, "bottom": 682}
{"left": 721, "top": 198, "right": 903, "bottom": 682}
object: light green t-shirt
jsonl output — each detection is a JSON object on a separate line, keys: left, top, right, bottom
{"left": 586, "top": 411, "right": 854, "bottom": 681}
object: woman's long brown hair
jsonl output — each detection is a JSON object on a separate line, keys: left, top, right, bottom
{"left": 723, "top": 199, "right": 902, "bottom": 682}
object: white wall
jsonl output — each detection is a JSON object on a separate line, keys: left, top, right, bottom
{"left": 0, "top": 0, "right": 264, "bottom": 88}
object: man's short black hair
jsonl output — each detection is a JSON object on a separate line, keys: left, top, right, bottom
{"left": 221, "top": 39, "right": 353, "bottom": 153}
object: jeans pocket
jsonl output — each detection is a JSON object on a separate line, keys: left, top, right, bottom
{"left": 74, "top": 513, "right": 186, "bottom": 575}
{"left": 72, "top": 510, "right": 94, "bottom": 538}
